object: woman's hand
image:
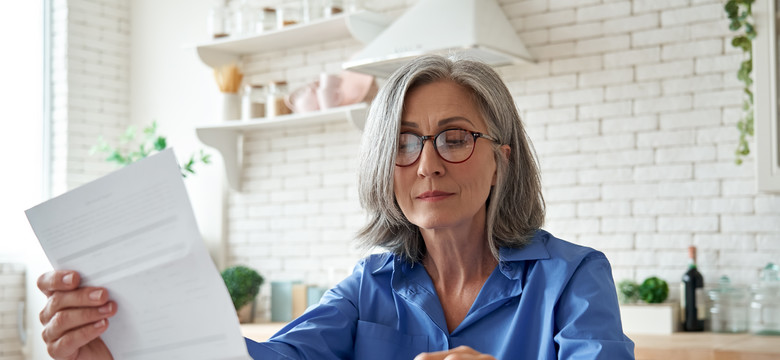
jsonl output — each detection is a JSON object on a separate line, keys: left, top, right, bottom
{"left": 415, "top": 346, "right": 496, "bottom": 360}
{"left": 37, "top": 270, "right": 117, "bottom": 360}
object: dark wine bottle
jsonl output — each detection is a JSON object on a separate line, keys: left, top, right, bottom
{"left": 681, "top": 246, "right": 705, "bottom": 331}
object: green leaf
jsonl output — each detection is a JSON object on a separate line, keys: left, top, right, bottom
{"left": 618, "top": 280, "right": 640, "bottom": 304}
{"left": 744, "top": 23, "right": 754, "bottom": 36}
{"left": 106, "top": 150, "right": 126, "bottom": 165}
{"left": 143, "top": 121, "right": 157, "bottom": 137}
{"left": 120, "top": 126, "right": 136, "bottom": 143}
{"left": 154, "top": 136, "right": 167, "bottom": 151}
{"left": 725, "top": 1, "right": 739, "bottom": 18}
{"left": 221, "top": 266, "right": 264, "bottom": 310}
{"left": 638, "top": 277, "right": 669, "bottom": 304}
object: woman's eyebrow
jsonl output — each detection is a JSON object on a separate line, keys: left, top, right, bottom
{"left": 400, "top": 117, "right": 476, "bottom": 129}
{"left": 439, "top": 117, "right": 475, "bottom": 127}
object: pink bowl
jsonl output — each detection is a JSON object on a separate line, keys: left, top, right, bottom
{"left": 338, "top": 71, "right": 377, "bottom": 106}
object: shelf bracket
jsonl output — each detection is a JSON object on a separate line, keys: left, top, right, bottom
{"left": 197, "top": 47, "right": 240, "bottom": 69}
{"left": 196, "top": 127, "right": 243, "bottom": 190}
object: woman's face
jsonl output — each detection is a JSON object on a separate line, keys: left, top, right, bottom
{"left": 393, "top": 80, "right": 498, "bottom": 233}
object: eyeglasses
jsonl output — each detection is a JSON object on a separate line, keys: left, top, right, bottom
{"left": 395, "top": 128, "right": 500, "bottom": 167}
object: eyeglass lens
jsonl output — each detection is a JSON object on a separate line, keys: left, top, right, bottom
{"left": 396, "top": 129, "right": 476, "bottom": 166}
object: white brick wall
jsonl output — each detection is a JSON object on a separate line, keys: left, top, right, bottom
{"left": 224, "top": 0, "right": 780, "bottom": 321}
{"left": 492, "top": 0, "right": 779, "bottom": 289}
{"left": 0, "top": 264, "right": 25, "bottom": 360}
{"left": 51, "top": 0, "right": 130, "bottom": 195}
{"left": 50, "top": 0, "right": 780, "bottom": 323}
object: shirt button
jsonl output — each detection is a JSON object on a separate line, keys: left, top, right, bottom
{"left": 501, "top": 264, "right": 512, "bottom": 272}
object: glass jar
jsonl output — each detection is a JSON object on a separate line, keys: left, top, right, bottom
{"left": 266, "top": 81, "right": 291, "bottom": 117}
{"left": 302, "top": 0, "right": 321, "bottom": 23}
{"left": 749, "top": 263, "right": 780, "bottom": 335}
{"left": 259, "top": 7, "right": 277, "bottom": 33}
{"left": 207, "top": 0, "right": 230, "bottom": 38}
{"left": 344, "top": 0, "right": 363, "bottom": 13}
{"left": 242, "top": 84, "right": 266, "bottom": 121}
{"left": 277, "top": 2, "right": 302, "bottom": 29}
{"left": 707, "top": 276, "right": 749, "bottom": 333}
{"left": 233, "top": 0, "right": 258, "bottom": 36}
{"left": 322, "top": 0, "right": 343, "bottom": 17}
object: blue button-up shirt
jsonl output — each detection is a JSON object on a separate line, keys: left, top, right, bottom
{"left": 245, "top": 230, "right": 635, "bottom": 359}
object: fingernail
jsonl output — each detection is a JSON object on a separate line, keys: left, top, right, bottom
{"left": 63, "top": 273, "right": 74, "bottom": 285}
{"left": 89, "top": 290, "right": 103, "bottom": 301}
{"left": 98, "top": 303, "right": 112, "bottom": 314}
{"left": 94, "top": 319, "right": 106, "bottom": 328}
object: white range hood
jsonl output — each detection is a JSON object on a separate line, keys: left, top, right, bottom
{"left": 343, "top": 0, "right": 535, "bottom": 77}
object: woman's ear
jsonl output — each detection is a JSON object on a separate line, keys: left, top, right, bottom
{"left": 492, "top": 145, "right": 511, "bottom": 186}
{"left": 500, "top": 145, "right": 511, "bottom": 161}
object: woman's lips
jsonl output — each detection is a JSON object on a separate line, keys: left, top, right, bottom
{"left": 416, "top": 190, "right": 454, "bottom": 201}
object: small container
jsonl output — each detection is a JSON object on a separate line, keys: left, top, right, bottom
{"left": 322, "top": 0, "right": 343, "bottom": 17}
{"left": 207, "top": 0, "right": 230, "bottom": 38}
{"left": 707, "top": 276, "right": 749, "bottom": 333}
{"left": 233, "top": 0, "right": 258, "bottom": 36}
{"left": 221, "top": 93, "right": 241, "bottom": 121}
{"left": 302, "top": 0, "right": 321, "bottom": 23}
{"left": 259, "top": 7, "right": 277, "bottom": 33}
{"left": 750, "top": 263, "right": 780, "bottom": 335}
{"left": 242, "top": 84, "right": 266, "bottom": 121}
{"left": 266, "top": 81, "right": 291, "bottom": 117}
{"left": 344, "top": 0, "right": 363, "bottom": 13}
{"left": 277, "top": 2, "right": 302, "bottom": 29}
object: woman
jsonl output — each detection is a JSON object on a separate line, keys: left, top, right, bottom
{"left": 37, "top": 55, "right": 635, "bottom": 359}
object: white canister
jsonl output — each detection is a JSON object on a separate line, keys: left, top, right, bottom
{"left": 221, "top": 93, "right": 241, "bottom": 121}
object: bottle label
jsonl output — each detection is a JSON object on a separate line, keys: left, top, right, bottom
{"left": 680, "top": 283, "right": 707, "bottom": 324}
{"left": 680, "top": 283, "right": 686, "bottom": 322}
{"left": 695, "top": 288, "right": 706, "bottom": 320}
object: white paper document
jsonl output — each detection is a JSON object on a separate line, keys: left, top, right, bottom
{"left": 26, "top": 149, "right": 251, "bottom": 360}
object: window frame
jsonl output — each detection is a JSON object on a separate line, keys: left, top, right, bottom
{"left": 753, "top": 0, "right": 780, "bottom": 192}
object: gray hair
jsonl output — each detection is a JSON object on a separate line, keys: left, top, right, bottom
{"left": 356, "top": 54, "right": 545, "bottom": 263}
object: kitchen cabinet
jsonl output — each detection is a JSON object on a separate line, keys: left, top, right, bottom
{"left": 194, "top": 11, "right": 389, "bottom": 191}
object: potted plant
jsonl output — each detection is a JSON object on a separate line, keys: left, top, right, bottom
{"left": 618, "top": 276, "right": 678, "bottom": 334}
{"left": 221, "top": 265, "right": 264, "bottom": 323}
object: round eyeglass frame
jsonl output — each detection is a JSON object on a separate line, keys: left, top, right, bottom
{"left": 395, "top": 129, "right": 500, "bottom": 167}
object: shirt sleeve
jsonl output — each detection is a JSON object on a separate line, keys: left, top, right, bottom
{"left": 553, "top": 254, "right": 635, "bottom": 360}
{"left": 244, "top": 259, "right": 367, "bottom": 360}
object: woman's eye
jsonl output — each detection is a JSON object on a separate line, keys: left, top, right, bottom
{"left": 398, "top": 141, "right": 418, "bottom": 152}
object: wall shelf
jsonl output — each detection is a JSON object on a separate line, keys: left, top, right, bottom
{"left": 195, "top": 11, "right": 390, "bottom": 68}
{"left": 196, "top": 103, "right": 368, "bottom": 191}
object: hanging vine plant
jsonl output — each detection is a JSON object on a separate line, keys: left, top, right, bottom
{"left": 725, "top": 0, "right": 756, "bottom": 165}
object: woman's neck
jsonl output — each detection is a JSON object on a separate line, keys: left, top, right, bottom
{"left": 420, "top": 223, "right": 497, "bottom": 287}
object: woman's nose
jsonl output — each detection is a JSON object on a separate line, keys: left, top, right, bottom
{"left": 416, "top": 140, "right": 445, "bottom": 177}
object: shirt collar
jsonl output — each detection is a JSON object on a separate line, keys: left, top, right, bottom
{"left": 499, "top": 229, "right": 551, "bottom": 262}
{"left": 374, "top": 229, "right": 553, "bottom": 278}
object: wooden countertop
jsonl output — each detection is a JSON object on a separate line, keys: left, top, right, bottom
{"left": 631, "top": 332, "right": 780, "bottom": 360}
{"left": 242, "top": 324, "right": 779, "bottom": 359}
